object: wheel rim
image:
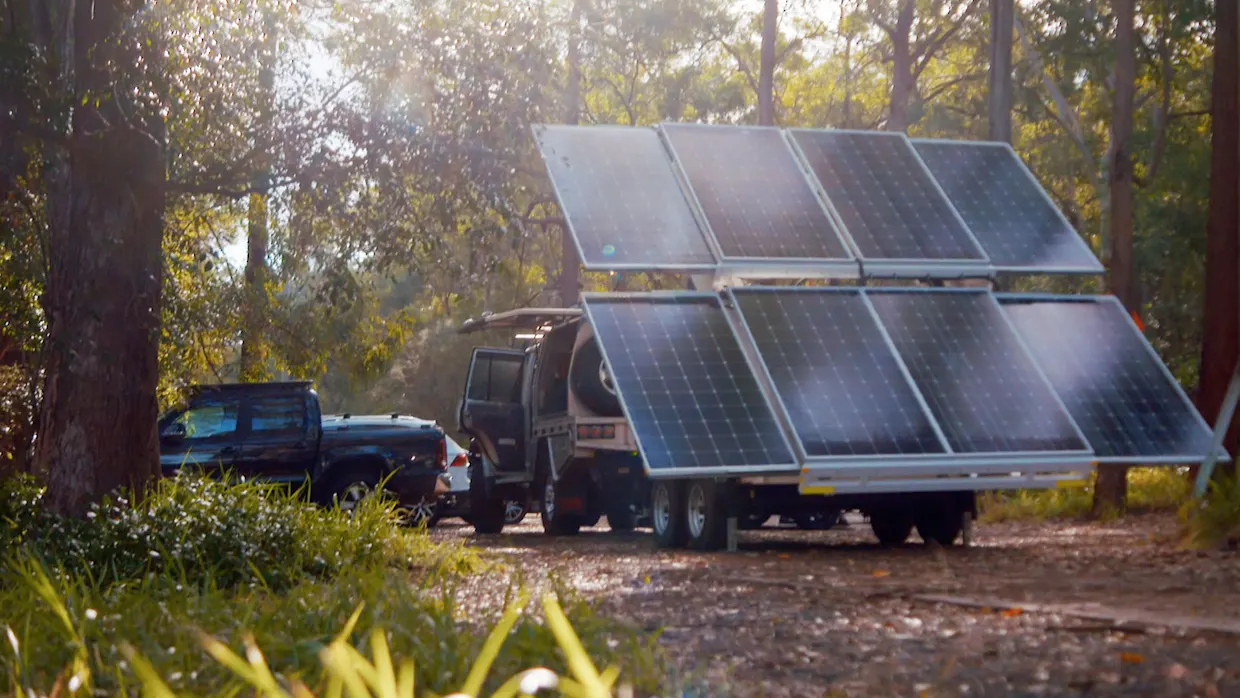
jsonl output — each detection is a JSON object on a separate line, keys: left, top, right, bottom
{"left": 408, "top": 497, "right": 436, "bottom": 526}
{"left": 652, "top": 485, "right": 671, "bottom": 535}
{"left": 543, "top": 480, "right": 556, "bottom": 521}
{"left": 598, "top": 361, "right": 616, "bottom": 396}
{"left": 505, "top": 500, "right": 525, "bottom": 523}
{"left": 339, "top": 482, "right": 370, "bottom": 512}
{"left": 687, "top": 484, "right": 707, "bottom": 539}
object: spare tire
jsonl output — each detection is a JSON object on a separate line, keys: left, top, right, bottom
{"left": 570, "top": 335, "right": 623, "bottom": 417}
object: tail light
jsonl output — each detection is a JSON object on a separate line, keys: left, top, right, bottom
{"left": 450, "top": 451, "right": 468, "bottom": 468}
{"left": 436, "top": 438, "right": 448, "bottom": 470}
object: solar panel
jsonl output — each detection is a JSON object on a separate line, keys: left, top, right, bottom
{"left": 731, "top": 288, "right": 946, "bottom": 458}
{"left": 532, "top": 125, "right": 716, "bottom": 270}
{"left": 1000, "top": 297, "right": 1216, "bottom": 462}
{"left": 866, "top": 291, "right": 1088, "bottom": 454}
{"left": 787, "top": 130, "right": 987, "bottom": 270}
{"left": 660, "top": 124, "right": 853, "bottom": 263}
{"left": 583, "top": 294, "right": 796, "bottom": 473}
{"left": 912, "top": 140, "right": 1103, "bottom": 273}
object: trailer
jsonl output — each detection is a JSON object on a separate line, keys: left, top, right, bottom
{"left": 455, "top": 123, "right": 1229, "bottom": 551}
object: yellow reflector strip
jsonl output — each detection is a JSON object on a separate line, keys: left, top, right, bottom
{"left": 802, "top": 485, "right": 836, "bottom": 495}
{"left": 1056, "top": 479, "right": 1088, "bottom": 489}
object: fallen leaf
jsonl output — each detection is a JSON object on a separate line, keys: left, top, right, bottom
{"left": 872, "top": 570, "right": 891, "bottom": 578}
{"left": 1002, "top": 608, "right": 1023, "bottom": 617}
{"left": 777, "top": 553, "right": 791, "bottom": 560}
{"left": 642, "top": 575, "right": 651, "bottom": 584}
{"left": 979, "top": 607, "right": 994, "bottom": 614}
{"left": 1120, "top": 652, "right": 1146, "bottom": 664}
{"left": 1168, "top": 663, "right": 1189, "bottom": 680}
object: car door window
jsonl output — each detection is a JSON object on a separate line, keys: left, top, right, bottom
{"left": 468, "top": 354, "right": 524, "bottom": 403}
{"left": 249, "top": 395, "right": 306, "bottom": 435}
{"left": 163, "top": 400, "right": 240, "bottom": 440}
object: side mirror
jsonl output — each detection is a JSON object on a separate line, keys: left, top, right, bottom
{"left": 162, "top": 423, "right": 187, "bottom": 443}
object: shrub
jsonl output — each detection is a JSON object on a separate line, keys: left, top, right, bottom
{"left": 7, "top": 472, "right": 476, "bottom": 593}
{"left": 1182, "top": 469, "right": 1240, "bottom": 549}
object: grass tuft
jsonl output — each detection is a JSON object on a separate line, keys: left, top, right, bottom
{"left": 1182, "top": 468, "right": 1240, "bottom": 549}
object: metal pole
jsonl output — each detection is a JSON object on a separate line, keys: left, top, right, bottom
{"left": 1194, "top": 360, "right": 1240, "bottom": 497}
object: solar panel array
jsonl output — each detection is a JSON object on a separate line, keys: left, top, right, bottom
{"left": 583, "top": 295, "right": 795, "bottom": 471}
{"left": 786, "top": 130, "right": 986, "bottom": 263}
{"left": 661, "top": 124, "right": 852, "bottom": 261}
{"left": 532, "top": 125, "right": 715, "bottom": 269}
{"left": 912, "top": 140, "right": 1103, "bottom": 273}
{"left": 1001, "top": 297, "right": 1215, "bottom": 461}
{"left": 732, "top": 288, "right": 945, "bottom": 457}
{"left": 581, "top": 289, "right": 1223, "bottom": 476}
{"left": 533, "top": 123, "right": 1105, "bottom": 278}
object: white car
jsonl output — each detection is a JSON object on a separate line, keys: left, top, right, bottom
{"left": 435, "top": 435, "right": 527, "bottom": 527}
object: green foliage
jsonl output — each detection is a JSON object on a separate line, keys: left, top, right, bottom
{"left": 1183, "top": 469, "right": 1240, "bottom": 549}
{"left": 3, "top": 473, "right": 476, "bottom": 593}
{"left": 979, "top": 467, "right": 1192, "bottom": 523}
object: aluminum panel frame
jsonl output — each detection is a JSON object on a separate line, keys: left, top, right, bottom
{"left": 785, "top": 128, "right": 995, "bottom": 279}
{"left": 655, "top": 123, "right": 861, "bottom": 279}
{"left": 580, "top": 291, "right": 801, "bottom": 480}
{"left": 531, "top": 123, "right": 720, "bottom": 273}
{"left": 910, "top": 138, "right": 1105, "bottom": 276}
{"left": 996, "top": 292, "right": 1230, "bottom": 464}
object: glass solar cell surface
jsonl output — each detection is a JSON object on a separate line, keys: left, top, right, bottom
{"left": 913, "top": 141, "right": 1101, "bottom": 271}
{"left": 585, "top": 295, "right": 795, "bottom": 471}
{"left": 661, "top": 124, "right": 851, "bottom": 261}
{"left": 732, "top": 289, "right": 945, "bottom": 457}
{"left": 1001, "top": 299, "right": 1214, "bottom": 460}
{"left": 533, "top": 125, "right": 716, "bottom": 269}
{"left": 866, "top": 291, "right": 1087, "bottom": 454}
{"left": 788, "top": 130, "right": 985, "bottom": 262}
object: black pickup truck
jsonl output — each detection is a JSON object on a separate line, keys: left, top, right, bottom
{"left": 158, "top": 381, "right": 449, "bottom": 516}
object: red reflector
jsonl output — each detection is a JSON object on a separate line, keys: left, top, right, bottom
{"left": 450, "top": 453, "right": 468, "bottom": 467}
{"left": 1131, "top": 311, "right": 1146, "bottom": 331}
{"left": 602, "top": 424, "right": 615, "bottom": 438}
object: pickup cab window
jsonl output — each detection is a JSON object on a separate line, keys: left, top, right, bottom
{"left": 162, "top": 399, "right": 240, "bottom": 440}
{"left": 249, "top": 395, "right": 306, "bottom": 434}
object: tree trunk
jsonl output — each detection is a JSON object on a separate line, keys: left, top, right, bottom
{"left": 1093, "top": 0, "right": 1137, "bottom": 517}
{"left": 559, "top": 0, "right": 583, "bottom": 307}
{"left": 987, "top": 0, "right": 1014, "bottom": 143}
{"left": 758, "top": 0, "right": 778, "bottom": 126}
{"left": 888, "top": 1, "right": 915, "bottom": 132}
{"left": 38, "top": 0, "right": 165, "bottom": 516}
{"left": 239, "top": 12, "right": 277, "bottom": 382}
{"left": 1198, "top": 0, "right": 1240, "bottom": 474}
{"left": 841, "top": 2, "right": 854, "bottom": 128}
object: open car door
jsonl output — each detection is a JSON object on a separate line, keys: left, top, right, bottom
{"left": 460, "top": 348, "right": 528, "bottom": 473}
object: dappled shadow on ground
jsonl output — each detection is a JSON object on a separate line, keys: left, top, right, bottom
{"left": 433, "top": 515, "right": 1240, "bottom": 697}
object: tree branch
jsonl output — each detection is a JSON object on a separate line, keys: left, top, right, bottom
{"left": 719, "top": 40, "right": 760, "bottom": 96}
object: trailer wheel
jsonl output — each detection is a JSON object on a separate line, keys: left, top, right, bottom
{"left": 870, "top": 510, "right": 914, "bottom": 546}
{"left": 650, "top": 480, "right": 687, "bottom": 548}
{"left": 685, "top": 480, "right": 728, "bottom": 551}
{"left": 915, "top": 503, "right": 964, "bottom": 546}
{"left": 570, "top": 336, "right": 623, "bottom": 417}
{"left": 606, "top": 503, "right": 637, "bottom": 532}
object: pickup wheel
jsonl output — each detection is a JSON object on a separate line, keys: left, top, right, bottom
{"left": 650, "top": 480, "right": 687, "bottom": 548}
{"left": 605, "top": 503, "right": 637, "bottom": 533}
{"left": 685, "top": 480, "right": 728, "bottom": 551}
{"left": 468, "top": 460, "right": 506, "bottom": 535}
{"left": 317, "top": 468, "right": 381, "bottom": 514}
{"left": 405, "top": 496, "right": 439, "bottom": 529}
{"left": 504, "top": 499, "right": 528, "bottom": 525}
{"left": 539, "top": 473, "right": 581, "bottom": 536}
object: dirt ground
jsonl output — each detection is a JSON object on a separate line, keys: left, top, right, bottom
{"left": 433, "top": 513, "right": 1240, "bottom": 698}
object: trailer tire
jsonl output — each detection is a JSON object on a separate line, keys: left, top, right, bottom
{"left": 870, "top": 510, "right": 914, "bottom": 546}
{"left": 606, "top": 503, "right": 637, "bottom": 532}
{"left": 916, "top": 503, "right": 964, "bottom": 546}
{"left": 685, "top": 480, "right": 728, "bottom": 551}
{"left": 469, "top": 460, "right": 506, "bottom": 535}
{"left": 651, "top": 480, "right": 687, "bottom": 548}
{"left": 570, "top": 336, "right": 623, "bottom": 417}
